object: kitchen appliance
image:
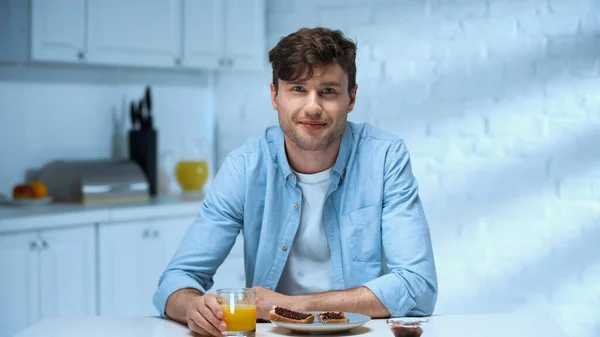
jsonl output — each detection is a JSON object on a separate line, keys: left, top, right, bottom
{"left": 37, "top": 159, "right": 150, "bottom": 205}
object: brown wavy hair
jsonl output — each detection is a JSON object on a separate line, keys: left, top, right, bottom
{"left": 268, "top": 27, "right": 357, "bottom": 93}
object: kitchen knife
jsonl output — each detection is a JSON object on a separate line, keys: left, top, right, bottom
{"left": 138, "top": 100, "right": 146, "bottom": 129}
{"left": 145, "top": 86, "right": 152, "bottom": 113}
{"left": 130, "top": 102, "right": 138, "bottom": 129}
{"left": 144, "top": 86, "right": 153, "bottom": 129}
{"left": 145, "top": 114, "right": 153, "bottom": 130}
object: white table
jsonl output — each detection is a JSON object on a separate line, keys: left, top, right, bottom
{"left": 14, "top": 313, "right": 568, "bottom": 337}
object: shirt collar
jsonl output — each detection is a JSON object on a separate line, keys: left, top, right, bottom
{"left": 266, "top": 122, "right": 354, "bottom": 182}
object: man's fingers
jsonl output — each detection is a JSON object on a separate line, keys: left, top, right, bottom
{"left": 256, "top": 303, "right": 270, "bottom": 320}
{"left": 190, "top": 311, "right": 221, "bottom": 337}
{"left": 204, "top": 295, "right": 224, "bottom": 319}
{"left": 187, "top": 318, "right": 212, "bottom": 337}
{"left": 199, "top": 303, "right": 226, "bottom": 332}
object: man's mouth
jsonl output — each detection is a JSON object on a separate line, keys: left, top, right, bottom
{"left": 299, "top": 120, "right": 327, "bottom": 131}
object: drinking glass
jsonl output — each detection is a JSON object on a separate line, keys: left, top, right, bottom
{"left": 173, "top": 138, "right": 210, "bottom": 196}
{"left": 216, "top": 288, "right": 257, "bottom": 337}
{"left": 386, "top": 318, "right": 428, "bottom": 337}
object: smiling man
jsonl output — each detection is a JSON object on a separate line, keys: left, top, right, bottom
{"left": 154, "top": 27, "right": 437, "bottom": 337}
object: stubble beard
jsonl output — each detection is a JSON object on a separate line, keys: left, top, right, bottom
{"left": 280, "top": 118, "right": 344, "bottom": 152}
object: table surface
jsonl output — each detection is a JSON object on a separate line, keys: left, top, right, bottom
{"left": 15, "top": 313, "right": 568, "bottom": 337}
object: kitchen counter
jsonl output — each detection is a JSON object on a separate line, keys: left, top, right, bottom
{"left": 0, "top": 195, "right": 203, "bottom": 233}
{"left": 15, "top": 313, "right": 567, "bottom": 337}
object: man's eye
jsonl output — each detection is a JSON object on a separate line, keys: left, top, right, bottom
{"left": 292, "top": 86, "right": 305, "bottom": 92}
{"left": 322, "top": 88, "right": 336, "bottom": 94}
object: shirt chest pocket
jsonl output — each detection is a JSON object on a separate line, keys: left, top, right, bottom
{"left": 341, "top": 203, "right": 383, "bottom": 263}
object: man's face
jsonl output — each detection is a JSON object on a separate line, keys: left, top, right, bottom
{"left": 270, "top": 63, "right": 357, "bottom": 152}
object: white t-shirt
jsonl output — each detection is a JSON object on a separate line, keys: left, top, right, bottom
{"left": 276, "top": 168, "right": 333, "bottom": 295}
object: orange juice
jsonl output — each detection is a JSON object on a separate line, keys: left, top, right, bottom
{"left": 221, "top": 303, "right": 257, "bottom": 332}
{"left": 175, "top": 160, "right": 208, "bottom": 191}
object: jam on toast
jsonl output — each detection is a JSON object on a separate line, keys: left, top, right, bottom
{"left": 317, "top": 311, "right": 349, "bottom": 324}
{"left": 268, "top": 306, "right": 315, "bottom": 324}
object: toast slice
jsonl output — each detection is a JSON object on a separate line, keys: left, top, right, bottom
{"left": 268, "top": 306, "right": 315, "bottom": 324}
{"left": 317, "top": 311, "right": 349, "bottom": 324}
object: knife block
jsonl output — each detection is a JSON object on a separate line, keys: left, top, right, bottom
{"left": 128, "top": 129, "right": 158, "bottom": 197}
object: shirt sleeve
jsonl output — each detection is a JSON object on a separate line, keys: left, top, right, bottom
{"left": 153, "top": 154, "right": 245, "bottom": 317}
{"left": 363, "top": 140, "right": 438, "bottom": 317}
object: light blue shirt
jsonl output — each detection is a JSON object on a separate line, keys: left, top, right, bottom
{"left": 153, "top": 122, "right": 438, "bottom": 317}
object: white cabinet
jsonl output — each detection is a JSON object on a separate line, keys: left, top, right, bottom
{"left": 30, "top": 0, "right": 86, "bottom": 62}
{"left": 99, "top": 217, "right": 192, "bottom": 316}
{"left": 0, "top": 202, "right": 246, "bottom": 335}
{"left": 38, "top": 226, "right": 97, "bottom": 320}
{"left": 223, "top": 0, "right": 266, "bottom": 70}
{"left": 183, "top": 0, "right": 265, "bottom": 70}
{"left": 86, "top": 0, "right": 181, "bottom": 67}
{"left": 1, "top": 0, "right": 266, "bottom": 70}
{"left": 98, "top": 216, "right": 245, "bottom": 316}
{"left": 0, "top": 225, "right": 96, "bottom": 337}
{"left": 182, "top": 0, "right": 223, "bottom": 69}
{"left": 0, "top": 232, "right": 39, "bottom": 337}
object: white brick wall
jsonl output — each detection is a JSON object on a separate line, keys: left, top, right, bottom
{"left": 216, "top": 1, "right": 600, "bottom": 336}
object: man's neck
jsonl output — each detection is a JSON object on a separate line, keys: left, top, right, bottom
{"left": 284, "top": 136, "right": 341, "bottom": 174}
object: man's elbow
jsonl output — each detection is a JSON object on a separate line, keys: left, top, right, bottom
{"left": 410, "top": 280, "right": 437, "bottom": 316}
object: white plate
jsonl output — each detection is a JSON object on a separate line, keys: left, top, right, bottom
{"left": 270, "top": 311, "right": 371, "bottom": 334}
{"left": 0, "top": 196, "right": 53, "bottom": 207}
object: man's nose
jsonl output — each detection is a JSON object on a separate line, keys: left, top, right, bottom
{"left": 304, "top": 91, "right": 323, "bottom": 116}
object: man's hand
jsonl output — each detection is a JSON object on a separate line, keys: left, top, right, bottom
{"left": 166, "top": 289, "right": 227, "bottom": 337}
{"left": 253, "top": 286, "right": 293, "bottom": 319}
{"left": 184, "top": 294, "right": 227, "bottom": 336}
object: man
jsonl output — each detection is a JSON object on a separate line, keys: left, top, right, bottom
{"left": 153, "top": 27, "right": 437, "bottom": 336}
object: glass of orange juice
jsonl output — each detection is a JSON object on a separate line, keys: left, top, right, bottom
{"left": 172, "top": 138, "right": 210, "bottom": 196}
{"left": 216, "top": 288, "right": 256, "bottom": 337}
{"left": 175, "top": 160, "right": 208, "bottom": 192}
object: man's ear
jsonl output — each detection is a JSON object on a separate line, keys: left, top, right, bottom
{"left": 270, "top": 82, "right": 278, "bottom": 110}
{"left": 347, "top": 84, "right": 358, "bottom": 113}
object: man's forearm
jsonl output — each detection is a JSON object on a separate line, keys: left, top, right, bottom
{"left": 165, "top": 288, "right": 203, "bottom": 323}
{"left": 291, "top": 286, "right": 390, "bottom": 318}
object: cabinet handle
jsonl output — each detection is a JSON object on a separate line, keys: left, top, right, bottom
{"left": 175, "top": 57, "right": 182, "bottom": 66}
{"left": 41, "top": 240, "right": 48, "bottom": 249}
{"left": 152, "top": 230, "right": 160, "bottom": 238}
{"left": 77, "top": 51, "right": 86, "bottom": 60}
{"left": 219, "top": 58, "right": 225, "bottom": 67}
{"left": 30, "top": 241, "right": 38, "bottom": 251}
{"left": 227, "top": 58, "right": 233, "bottom": 67}
{"left": 143, "top": 229, "right": 150, "bottom": 238}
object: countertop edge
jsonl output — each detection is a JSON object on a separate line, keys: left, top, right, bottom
{"left": 0, "top": 196, "right": 203, "bottom": 234}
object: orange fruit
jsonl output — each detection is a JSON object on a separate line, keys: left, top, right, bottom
{"left": 30, "top": 181, "right": 48, "bottom": 199}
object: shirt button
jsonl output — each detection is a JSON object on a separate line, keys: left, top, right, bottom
{"left": 281, "top": 244, "right": 288, "bottom": 251}
{"left": 289, "top": 175, "right": 295, "bottom": 180}
{"left": 293, "top": 203, "right": 298, "bottom": 209}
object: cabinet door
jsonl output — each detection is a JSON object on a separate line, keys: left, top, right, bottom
{"left": 182, "top": 0, "right": 224, "bottom": 69}
{"left": 30, "top": 0, "right": 86, "bottom": 62}
{"left": 224, "top": 0, "right": 265, "bottom": 70}
{"left": 86, "top": 0, "right": 181, "bottom": 67}
{"left": 154, "top": 216, "right": 193, "bottom": 264}
{"left": 98, "top": 217, "right": 191, "bottom": 316}
{"left": 0, "top": 232, "right": 39, "bottom": 337}
{"left": 39, "top": 225, "right": 97, "bottom": 320}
